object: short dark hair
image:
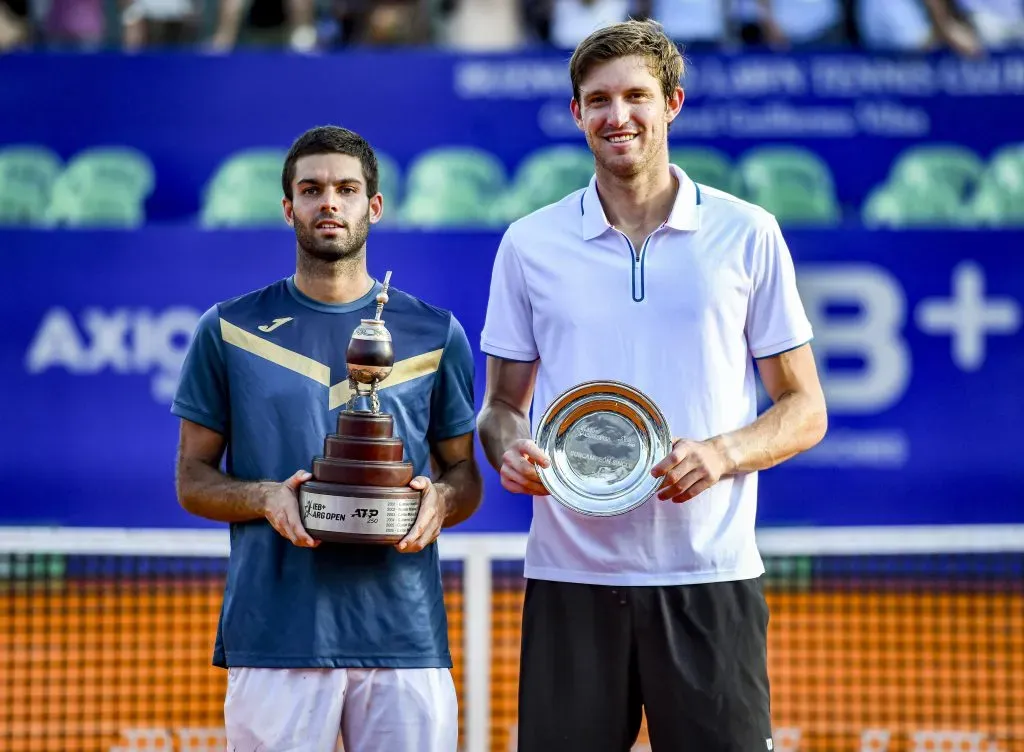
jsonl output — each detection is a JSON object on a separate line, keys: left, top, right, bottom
{"left": 569, "top": 19, "right": 684, "bottom": 104}
{"left": 281, "top": 126, "right": 379, "bottom": 201}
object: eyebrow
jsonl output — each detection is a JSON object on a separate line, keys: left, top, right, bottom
{"left": 582, "top": 85, "right": 654, "bottom": 98}
{"left": 296, "top": 176, "right": 364, "bottom": 187}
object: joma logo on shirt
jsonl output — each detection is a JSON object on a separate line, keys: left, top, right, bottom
{"left": 257, "top": 317, "right": 293, "bottom": 332}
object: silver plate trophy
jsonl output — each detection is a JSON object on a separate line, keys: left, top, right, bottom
{"left": 534, "top": 381, "right": 672, "bottom": 516}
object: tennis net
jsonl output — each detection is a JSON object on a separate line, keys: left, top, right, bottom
{"left": 1, "top": 525, "right": 1022, "bottom": 752}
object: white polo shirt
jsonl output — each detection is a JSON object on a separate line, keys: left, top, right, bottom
{"left": 481, "top": 164, "right": 813, "bottom": 586}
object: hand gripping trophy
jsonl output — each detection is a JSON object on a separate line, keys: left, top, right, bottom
{"left": 298, "top": 272, "right": 422, "bottom": 543}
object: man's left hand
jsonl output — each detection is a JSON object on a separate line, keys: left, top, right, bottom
{"left": 396, "top": 476, "right": 448, "bottom": 553}
{"left": 650, "top": 439, "right": 729, "bottom": 503}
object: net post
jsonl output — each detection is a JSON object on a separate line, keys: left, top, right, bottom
{"left": 463, "top": 539, "right": 492, "bottom": 752}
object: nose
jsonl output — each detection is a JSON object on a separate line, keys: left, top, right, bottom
{"left": 319, "top": 188, "right": 339, "bottom": 214}
{"left": 608, "top": 98, "right": 630, "bottom": 128}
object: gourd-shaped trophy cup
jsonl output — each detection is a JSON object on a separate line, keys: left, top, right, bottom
{"left": 298, "top": 271, "right": 422, "bottom": 543}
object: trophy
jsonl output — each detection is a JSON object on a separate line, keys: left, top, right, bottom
{"left": 298, "top": 271, "right": 422, "bottom": 544}
{"left": 533, "top": 381, "right": 672, "bottom": 517}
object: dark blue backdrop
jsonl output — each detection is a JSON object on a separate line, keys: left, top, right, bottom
{"left": 2, "top": 48, "right": 1023, "bottom": 529}
{"left": 2, "top": 50, "right": 1024, "bottom": 223}
{"left": 2, "top": 228, "right": 1022, "bottom": 530}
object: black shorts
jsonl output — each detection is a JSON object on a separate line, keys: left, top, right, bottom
{"left": 516, "top": 577, "right": 773, "bottom": 752}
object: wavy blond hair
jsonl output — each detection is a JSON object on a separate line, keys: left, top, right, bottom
{"left": 569, "top": 19, "right": 685, "bottom": 104}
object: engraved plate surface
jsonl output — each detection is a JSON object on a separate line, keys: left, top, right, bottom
{"left": 563, "top": 412, "right": 642, "bottom": 483}
{"left": 535, "top": 381, "right": 671, "bottom": 516}
{"left": 300, "top": 492, "right": 419, "bottom": 536}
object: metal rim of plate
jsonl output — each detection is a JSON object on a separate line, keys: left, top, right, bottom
{"left": 534, "top": 380, "right": 672, "bottom": 517}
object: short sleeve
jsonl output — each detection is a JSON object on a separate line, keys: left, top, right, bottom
{"left": 745, "top": 215, "right": 814, "bottom": 359}
{"left": 480, "top": 227, "right": 538, "bottom": 362}
{"left": 171, "top": 305, "right": 229, "bottom": 434}
{"left": 429, "top": 314, "right": 477, "bottom": 442}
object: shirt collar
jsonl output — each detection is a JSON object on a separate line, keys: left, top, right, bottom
{"left": 580, "top": 163, "right": 701, "bottom": 241}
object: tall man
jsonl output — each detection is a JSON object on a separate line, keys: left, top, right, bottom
{"left": 478, "top": 20, "right": 828, "bottom": 752}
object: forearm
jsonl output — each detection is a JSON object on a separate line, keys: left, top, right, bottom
{"left": 710, "top": 391, "right": 827, "bottom": 476}
{"left": 477, "top": 400, "right": 531, "bottom": 472}
{"left": 435, "top": 458, "right": 483, "bottom": 528}
{"left": 176, "top": 458, "right": 271, "bottom": 523}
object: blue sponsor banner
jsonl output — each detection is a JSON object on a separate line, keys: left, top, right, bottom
{"left": 1, "top": 229, "right": 1022, "bottom": 530}
{"left": 2, "top": 51, "right": 1024, "bottom": 223}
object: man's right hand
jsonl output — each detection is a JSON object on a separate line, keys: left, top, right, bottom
{"left": 263, "top": 469, "right": 319, "bottom": 547}
{"left": 500, "top": 439, "right": 551, "bottom": 496}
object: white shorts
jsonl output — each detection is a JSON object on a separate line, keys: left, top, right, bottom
{"left": 223, "top": 667, "right": 458, "bottom": 752}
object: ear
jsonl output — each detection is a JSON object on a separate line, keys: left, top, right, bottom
{"left": 665, "top": 85, "right": 685, "bottom": 124}
{"left": 368, "top": 192, "right": 384, "bottom": 225}
{"left": 282, "top": 197, "right": 295, "bottom": 227}
{"left": 570, "top": 97, "right": 585, "bottom": 132}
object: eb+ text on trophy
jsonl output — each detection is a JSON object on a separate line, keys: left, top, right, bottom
{"left": 298, "top": 271, "right": 422, "bottom": 544}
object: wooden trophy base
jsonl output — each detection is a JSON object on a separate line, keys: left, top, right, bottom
{"left": 299, "top": 410, "right": 421, "bottom": 544}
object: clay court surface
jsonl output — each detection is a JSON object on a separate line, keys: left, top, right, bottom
{"left": 1, "top": 571, "right": 1021, "bottom": 752}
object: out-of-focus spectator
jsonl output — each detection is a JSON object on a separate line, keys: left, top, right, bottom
{"left": 209, "top": 0, "right": 316, "bottom": 51}
{"left": 956, "top": 0, "right": 1024, "bottom": 48}
{"left": 733, "top": 0, "right": 848, "bottom": 48}
{"left": 444, "top": 0, "right": 524, "bottom": 49}
{"left": 361, "top": 0, "right": 431, "bottom": 44}
{"left": 0, "top": 0, "right": 29, "bottom": 49}
{"left": 523, "top": 0, "right": 636, "bottom": 49}
{"left": 121, "top": 0, "right": 202, "bottom": 49}
{"left": 857, "top": 0, "right": 983, "bottom": 55}
{"left": 206, "top": 0, "right": 439, "bottom": 52}
{"left": 637, "top": 0, "right": 729, "bottom": 50}
{"left": 4, "top": 0, "right": 1014, "bottom": 53}
{"left": 322, "top": 0, "right": 436, "bottom": 47}
{"left": 33, "top": 0, "right": 105, "bottom": 48}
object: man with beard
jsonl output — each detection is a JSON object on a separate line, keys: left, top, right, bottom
{"left": 172, "top": 126, "right": 481, "bottom": 752}
{"left": 477, "top": 20, "right": 828, "bottom": 752}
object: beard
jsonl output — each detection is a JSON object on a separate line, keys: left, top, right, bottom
{"left": 588, "top": 129, "right": 661, "bottom": 180}
{"left": 294, "top": 209, "right": 371, "bottom": 264}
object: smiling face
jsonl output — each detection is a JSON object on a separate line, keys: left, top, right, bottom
{"left": 571, "top": 54, "right": 684, "bottom": 182}
{"left": 282, "top": 153, "right": 383, "bottom": 263}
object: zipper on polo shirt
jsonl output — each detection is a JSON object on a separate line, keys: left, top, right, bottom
{"left": 612, "top": 229, "right": 657, "bottom": 303}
